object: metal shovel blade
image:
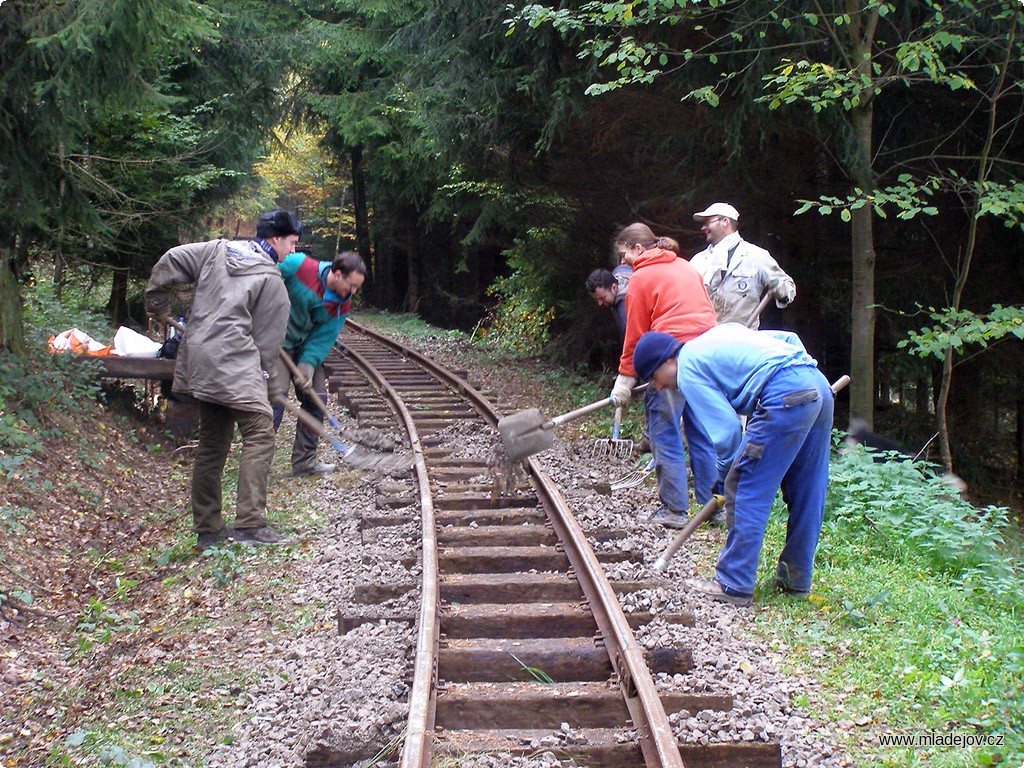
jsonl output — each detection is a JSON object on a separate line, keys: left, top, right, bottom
{"left": 497, "top": 408, "right": 553, "bottom": 462}
{"left": 497, "top": 388, "right": 645, "bottom": 463}
{"left": 329, "top": 439, "right": 414, "bottom": 473}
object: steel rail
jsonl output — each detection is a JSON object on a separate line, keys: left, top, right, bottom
{"left": 334, "top": 335, "right": 439, "bottom": 767}
{"left": 343, "top": 320, "right": 683, "bottom": 768}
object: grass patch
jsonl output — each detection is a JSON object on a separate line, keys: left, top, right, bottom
{"left": 751, "top": 445, "right": 1023, "bottom": 767}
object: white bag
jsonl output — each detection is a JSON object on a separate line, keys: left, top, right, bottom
{"left": 113, "top": 326, "right": 162, "bottom": 358}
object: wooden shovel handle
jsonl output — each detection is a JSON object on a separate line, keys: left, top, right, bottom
{"left": 652, "top": 495, "right": 724, "bottom": 572}
{"left": 277, "top": 350, "right": 342, "bottom": 426}
{"left": 547, "top": 383, "right": 649, "bottom": 429}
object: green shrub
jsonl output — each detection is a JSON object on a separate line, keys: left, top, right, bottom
{"left": 0, "top": 278, "right": 108, "bottom": 450}
{"left": 825, "top": 443, "right": 1020, "bottom": 604}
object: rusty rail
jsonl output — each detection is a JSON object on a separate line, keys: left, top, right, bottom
{"left": 344, "top": 320, "right": 681, "bottom": 767}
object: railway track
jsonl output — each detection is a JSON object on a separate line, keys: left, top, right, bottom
{"left": 326, "top": 320, "right": 782, "bottom": 768}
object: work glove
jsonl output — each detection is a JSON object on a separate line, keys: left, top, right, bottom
{"left": 296, "top": 362, "right": 315, "bottom": 391}
{"left": 610, "top": 374, "right": 636, "bottom": 408}
{"left": 768, "top": 278, "right": 792, "bottom": 306}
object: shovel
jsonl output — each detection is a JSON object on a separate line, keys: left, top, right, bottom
{"left": 498, "top": 384, "right": 648, "bottom": 462}
{"left": 276, "top": 352, "right": 413, "bottom": 472}
{"left": 273, "top": 395, "right": 412, "bottom": 472}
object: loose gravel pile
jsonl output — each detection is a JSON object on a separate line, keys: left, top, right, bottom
{"left": 207, "top": 329, "right": 852, "bottom": 768}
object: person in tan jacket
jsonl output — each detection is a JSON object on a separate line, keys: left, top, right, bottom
{"left": 690, "top": 203, "right": 796, "bottom": 328}
{"left": 145, "top": 209, "right": 300, "bottom": 550}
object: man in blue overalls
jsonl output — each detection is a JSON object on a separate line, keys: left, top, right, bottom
{"left": 633, "top": 326, "right": 834, "bottom": 606}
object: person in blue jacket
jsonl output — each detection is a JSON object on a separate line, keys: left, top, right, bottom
{"left": 633, "top": 325, "right": 834, "bottom": 606}
{"left": 273, "top": 250, "right": 366, "bottom": 476}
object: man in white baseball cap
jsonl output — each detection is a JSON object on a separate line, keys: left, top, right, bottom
{"left": 691, "top": 203, "right": 796, "bottom": 328}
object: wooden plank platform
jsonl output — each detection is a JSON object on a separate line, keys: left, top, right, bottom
{"left": 70, "top": 355, "right": 177, "bottom": 380}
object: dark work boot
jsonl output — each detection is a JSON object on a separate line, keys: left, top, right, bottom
{"left": 648, "top": 506, "right": 689, "bottom": 530}
{"left": 231, "top": 526, "right": 290, "bottom": 546}
{"left": 196, "top": 527, "right": 232, "bottom": 551}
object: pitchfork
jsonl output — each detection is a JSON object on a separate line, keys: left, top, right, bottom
{"left": 610, "top": 455, "right": 656, "bottom": 491}
{"left": 591, "top": 406, "right": 635, "bottom": 459}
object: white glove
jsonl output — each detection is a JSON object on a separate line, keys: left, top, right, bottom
{"left": 610, "top": 374, "right": 636, "bottom": 408}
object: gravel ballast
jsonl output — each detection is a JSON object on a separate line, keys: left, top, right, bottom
{"left": 206, "top": 327, "right": 851, "bottom": 767}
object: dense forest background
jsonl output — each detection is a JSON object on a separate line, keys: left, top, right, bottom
{"left": 1, "top": 0, "right": 1022, "bottom": 498}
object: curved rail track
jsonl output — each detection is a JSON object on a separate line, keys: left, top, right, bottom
{"left": 326, "top": 320, "right": 782, "bottom": 768}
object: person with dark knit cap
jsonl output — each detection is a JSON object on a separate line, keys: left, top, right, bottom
{"left": 145, "top": 209, "right": 302, "bottom": 550}
{"left": 633, "top": 325, "right": 834, "bottom": 606}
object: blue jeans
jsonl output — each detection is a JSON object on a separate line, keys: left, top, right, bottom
{"left": 645, "top": 386, "right": 688, "bottom": 511}
{"left": 715, "top": 366, "right": 834, "bottom": 597}
{"left": 645, "top": 388, "right": 719, "bottom": 510}
{"left": 683, "top": 404, "right": 718, "bottom": 505}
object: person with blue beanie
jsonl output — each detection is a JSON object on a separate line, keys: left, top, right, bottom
{"left": 633, "top": 325, "right": 834, "bottom": 606}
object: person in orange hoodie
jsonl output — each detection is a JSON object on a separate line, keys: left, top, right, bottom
{"left": 609, "top": 223, "right": 719, "bottom": 528}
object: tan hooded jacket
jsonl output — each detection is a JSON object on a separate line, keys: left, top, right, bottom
{"left": 145, "top": 239, "right": 289, "bottom": 417}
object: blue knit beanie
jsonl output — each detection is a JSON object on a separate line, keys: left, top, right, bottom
{"left": 633, "top": 331, "right": 683, "bottom": 381}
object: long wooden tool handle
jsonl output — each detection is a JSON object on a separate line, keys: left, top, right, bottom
{"left": 746, "top": 292, "right": 774, "bottom": 328}
{"left": 830, "top": 374, "right": 851, "bottom": 394}
{"left": 277, "top": 350, "right": 345, "bottom": 429}
{"left": 652, "top": 495, "right": 724, "bottom": 573}
{"left": 547, "top": 383, "right": 650, "bottom": 429}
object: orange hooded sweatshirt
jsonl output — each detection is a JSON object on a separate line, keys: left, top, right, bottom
{"left": 618, "top": 247, "right": 718, "bottom": 377}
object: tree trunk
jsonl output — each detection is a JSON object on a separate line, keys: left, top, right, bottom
{"left": 846, "top": 3, "right": 881, "bottom": 429}
{"left": 932, "top": 26, "right": 1012, "bottom": 474}
{"left": 54, "top": 250, "right": 65, "bottom": 300}
{"left": 351, "top": 146, "right": 370, "bottom": 268}
{"left": 0, "top": 245, "right": 25, "bottom": 354}
{"left": 1016, "top": 372, "right": 1023, "bottom": 486}
{"left": 848, "top": 106, "right": 876, "bottom": 427}
{"left": 107, "top": 269, "right": 128, "bottom": 326}
{"left": 404, "top": 213, "right": 420, "bottom": 313}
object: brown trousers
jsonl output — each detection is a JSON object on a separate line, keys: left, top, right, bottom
{"left": 191, "top": 401, "right": 276, "bottom": 533}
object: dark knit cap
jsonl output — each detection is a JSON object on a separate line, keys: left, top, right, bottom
{"left": 633, "top": 331, "right": 683, "bottom": 380}
{"left": 256, "top": 209, "right": 303, "bottom": 238}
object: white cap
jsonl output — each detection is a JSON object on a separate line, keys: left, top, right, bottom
{"left": 693, "top": 202, "right": 739, "bottom": 221}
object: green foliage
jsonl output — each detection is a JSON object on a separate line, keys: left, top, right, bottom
{"left": 509, "top": 652, "right": 555, "bottom": 684}
{"left": 64, "top": 731, "right": 160, "bottom": 768}
{"left": 899, "top": 305, "right": 1024, "bottom": 360}
{"left": 0, "top": 279, "right": 107, "bottom": 450}
{"left": 825, "top": 446, "right": 1020, "bottom": 601}
{"left": 760, "top": 445, "right": 1024, "bottom": 765}
{"left": 478, "top": 226, "right": 573, "bottom": 355}
{"left": 75, "top": 578, "right": 142, "bottom": 653}
{"left": 483, "top": 275, "right": 556, "bottom": 356}
{"left": 202, "top": 544, "right": 245, "bottom": 587}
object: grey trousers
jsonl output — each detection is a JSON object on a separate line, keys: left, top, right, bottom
{"left": 271, "top": 354, "right": 328, "bottom": 473}
{"left": 192, "top": 401, "right": 276, "bottom": 533}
